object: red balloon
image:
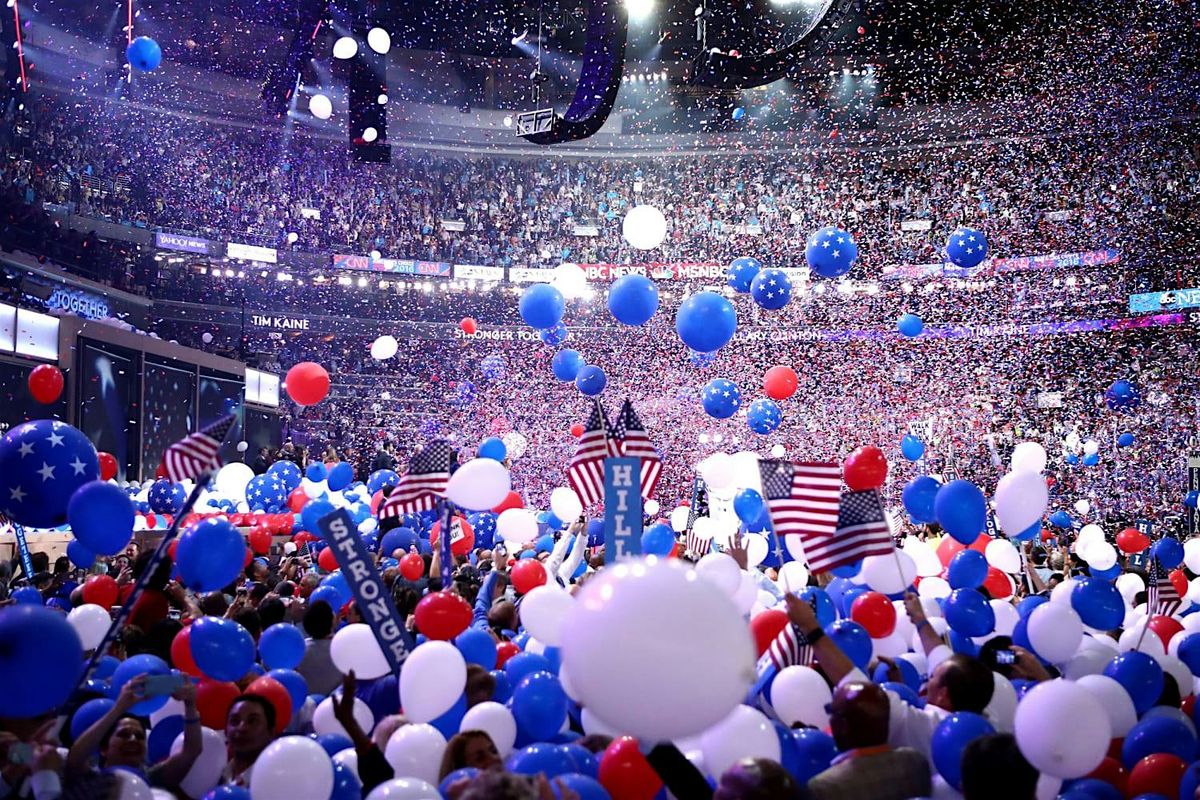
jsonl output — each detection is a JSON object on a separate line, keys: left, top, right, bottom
{"left": 317, "top": 546, "right": 339, "bottom": 572}
{"left": 287, "top": 488, "right": 308, "bottom": 513}
{"left": 935, "top": 532, "right": 989, "bottom": 567}
{"left": 570, "top": 423, "right": 585, "bottom": 438}
{"left": 195, "top": 679, "right": 240, "bottom": 729}
{"left": 1170, "top": 568, "right": 1188, "bottom": 599}
{"left": 599, "top": 737, "right": 663, "bottom": 800}
{"left": 492, "top": 491, "right": 525, "bottom": 514}
{"left": 1115, "top": 527, "right": 1150, "bottom": 554}
{"left": 98, "top": 452, "right": 118, "bottom": 482}
{"left": 431, "top": 516, "right": 474, "bottom": 557}
{"left": 284, "top": 361, "right": 330, "bottom": 406}
{"left": 1127, "top": 753, "right": 1187, "bottom": 797}
{"left": 399, "top": 553, "right": 425, "bottom": 581}
{"left": 496, "top": 641, "right": 521, "bottom": 668}
{"left": 982, "top": 566, "right": 1013, "bottom": 599}
{"left": 1085, "top": 757, "right": 1127, "bottom": 795}
{"left": 511, "top": 559, "right": 548, "bottom": 594}
{"left": 82, "top": 575, "right": 119, "bottom": 609}
{"left": 1147, "top": 615, "right": 1184, "bottom": 648}
{"left": 750, "top": 609, "right": 789, "bottom": 656}
{"left": 27, "top": 364, "right": 64, "bottom": 404}
{"left": 459, "top": 318, "right": 478, "bottom": 335}
{"left": 762, "top": 366, "right": 798, "bottom": 401}
{"left": 144, "top": 512, "right": 157, "bottom": 530}
{"left": 850, "top": 591, "right": 897, "bottom": 638}
{"left": 293, "top": 531, "right": 317, "bottom": 548}
{"left": 248, "top": 527, "right": 272, "bottom": 556}
{"left": 414, "top": 591, "right": 472, "bottom": 640}
{"left": 246, "top": 676, "right": 292, "bottom": 732}
{"left": 1184, "top": 695, "right": 1197, "bottom": 718}
{"left": 170, "top": 625, "right": 202, "bottom": 678}
{"left": 843, "top": 446, "right": 888, "bottom": 491}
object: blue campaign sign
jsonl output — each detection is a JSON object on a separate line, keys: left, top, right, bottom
{"left": 604, "top": 457, "right": 643, "bottom": 559}
{"left": 317, "top": 508, "right": 414, "bottom": 671}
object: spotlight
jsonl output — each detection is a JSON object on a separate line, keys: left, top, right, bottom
{"left": 511, "top": 30, "right": 528, "bottom": 45}
{"left": 624, "top": 0, "right": 654, "bottom": 23}
{"left": 503, "top": 115, "right": 513, "bottom": 127}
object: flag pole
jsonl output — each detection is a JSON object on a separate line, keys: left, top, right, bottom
{"left": 1133, "top": 557, "right": 1158, "bottom": 652}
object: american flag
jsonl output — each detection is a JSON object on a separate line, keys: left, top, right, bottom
{"left": 379, "top": 439, "right": 452, "bottom": 519}
{"left": 611, "top": 399, "right": 662, "bottom": 499}
{"left": 805, "top": 490, "right": 896, "bottom": 573}
{"left": 161, "top": 414, "right": 236, "bottom": 482}
{"left": 758, "top": 460, "right": 842, "bottom": 544}
{"left": 1148, "top": 557, "right": 1182, "bottom": 617}
{"left": 684, "top": 477, "right": 711, "bottom": 557}
{"left": 754, "top": 624, "right": 814, "bottom": 687}
{"left": 567, "top": 400, "right": 619, "bottom": 508}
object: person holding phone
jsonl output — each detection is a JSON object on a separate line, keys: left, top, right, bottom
{"left": 66, "top": 673, "right": 202, "bottom": 793}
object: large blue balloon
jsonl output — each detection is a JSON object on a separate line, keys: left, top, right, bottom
{"left": 245, "top": 474, "right": 287, "bottom": 513}
{"left": 300, "top": 498, "right": 336, "bottom": 535}
{"left": 1177, "top": 633, "right": 1200, "bottom": 677}
{"left": 934, "top": 479, "right": 988, "bottom": 544}
{"left": 827, "top": 620, "right": 872, "bottom": 670}
{"left": 1121, "top": 715, "right": 1197, "bottom": 767}
{"left": 726, "top": 256, "right": 762, "bottom": 293}
{"left": 540, "top": 323, "right": 570, "bottom": 347}
{"left": 508, "top": 743, "right": 576, "bottom": 778}
{"left": 1150, "top": 537, "right": 1184, "bottom": 569}
{"left": 640, "top": 523, "right": 674, "bottom": 556}
{"left": 1071, "top": 578, "right": 1126, "bottom": 630}
{"left": 947, "top": 550, "right": 987, "bottom": 589}
{"left": 932, "top": 712, "right": 995, "bottom": 788}
{"left": 897, "top": 314, "right": 924, "bottom": 338}
{"left": 0, "top": 420, "right": 100, "bottom": 528}
{"left": 512, "top": 671, "right": 567, "bottom": 740}
{"left": 944, "top": 589, "right": 994, "bottom": 637}
{"left": 945, "top": 227, "right": 988, "bottom": 269}
{"left": 1104, "top": 378, "right": 1141, "bottom": 411}
{"left": 552, "top": 349, "right": 586, "bottom": 382}
{"left": 367, "top": 469, "right": 400, "bottom": 493}
{"left": 268, "top": 460, "right": 302, "bottom": 491}
{"left": 480, "top": 354, "right": 507, "bottom": 381}
{"left": 1048, "top": 510, "right": 1074, "bottom": 528}
{"left": 575, "top": 366, "right": 607, "bottom": 396}
{"left": 805, "top": 226, "right": 858, "bottom": 278}
{"left": 555, "top": 773, "right": 609, "bottom": 800}
{"left": 456, "top": 627, "right": 498, "bottom": 670}
{"left": 70, "top": 697, "right": 116, "bottom": 741}
{"left": 327, "top": 462, "right": 353, "bottom": 491}
{"left": 306, "top": 462, "right": 328, "bottom": 482}
{"left": 902, "top": 476, "right": 941, "bottom": 524}
{"left": 519, "top": 284, "right": 566, "bottom": 329}
{"left": 675, "top": 291, "right": 737, "bottom": 353}
{"left": 900, "top": 434, "right": 926, "bottom": 461}
{"left": 176, "top": 518, "right": 245, "bottom": 592}
{"left": 479, "top": 437, "right": 508, "bottom": 462}
{"left": 733, "top": 489, "right": 765, "bottom": 524}
{"left": 268, "top": 669, "right": 308, "bottom": 713}
{"left": 439, "top": 769, "right": 481, "bottom": 797}
{"left": 148, "top": 715, "right": 185, "bottom": 765}
{"left": 1117, "top": 432, "right": 1135, "bottom": 448}
{"left": 67, "top": 481, "right": 134, "bottom": 556}
{"left": 259, "top": 623, "right": 306, "bottom": 670}
{"left": 798, "top": 587, "right": 836, "bottom": 628}
{"left": 328, "top": 761, "right": 361, "bottom": 800}
{"left": 749, "top": 268, "right": 792, "bottom": 311}
{"left": 1104, "top": 651, "right": 1163, "bottom": 715}
{"left": 112, "top": 654, "right": 170, "bottom": 715}
{"left": 66, "top": 539, "right": 96, "bottom": 569}
{"left": 607, "top": 275, "right": 659, "bottom": 326}
{"left": 148, "top": 479, "right": 186, "bottom": 515}
{"left": 191, "top": 617, "right": 255, "bottom": 682}
{"left": 11, "top": 587, "right": 41, "bottom": 605}
{"left": 702, "top": 378, "right": 742, "bottom": 419}
{"left": 380, "top": 527, "right": 418, "bottom": 557}
{"left": 789, "top": 729, "right": 838, "bottom": 783}
{"left": 126, "top": 36, "right": 162, "bottom": 71}
{"left": 746, "top": 398, "right": 782, "bottom": 435}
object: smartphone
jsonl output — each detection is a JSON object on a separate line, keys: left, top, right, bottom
{"left": 7, "top": 743, "right": 32, "bottom": 766}
{"left": 994, "top": 649, "right": 1017, "bottom": 665}
{"left": 143, "top": 674, "right": 186, "bottom": 698}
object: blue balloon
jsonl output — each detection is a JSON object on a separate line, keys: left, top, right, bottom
{"left": 312, "top": 733, "right": 353, "bottom": 757}
{"left": 70, "top": 698, "right": 116, "bottom": 741}
{"left": 586, "top": 519, "right": 605, "bottom": 548}
{"left": 805, "top": 226, "right": 858, "bottom": 278}
{"left": 1117, "top": 432, "right": 1135, "bottom": 448}
{"left": 734, "top": 489, "right": 765, "bottom": 524}
{"left": 575, "top": 365, "right": 607, "bottom": 396}
{"left": 948, "top": 629, "right": 980, "bottom": 657}
{"left": 319, "top": 572, "right": 352, "bottom": 607}
{"left": 900, "top": 434, "right": 926, "bottom": 461}
{"left": 0, "top": 420, "right": 100, "bottom": 528}
{"left": 552, "top": 349, "right": 586, "bottom": 382}
{"left": 327, "top": 462, "right": 353, "bottom": 491}
{"left": 1065, "top": 453, "right": 1080, "bottom": 466}
{"left": 946, "top": 227, "right": 988, "bottom": 269}
{"left": 480, "top": 354, "right": 507, "bottom": 381}
{"left": 1049, "top": 510, "right": 1074, "bottom": 528}
{"left": 1017, "top": 595, "right": 1048, "bottom": 621}
{"left": 300, "top": 498, "right": 336, "bottom": 535}
{"left": 702, "top": 378, "right": 742, "bottom": 419}
{"left": 799, "top": 587, "right": 836, "bottom": 627}
{"left": 688, "top": 349, "right": 717, "bottom": 368}
{"left": 505, "top": 652, "right": 552, "bottom": 687}
{"left": 430, "top": 692, "right": 467, "bottom": 739}
{"left": 902, "top": 476, "right": 941, "bottom": 524}
{"left": 607, "top": 275, "right": 659, "bottom": 326}
{"left": 1082, "top": 452, "right": 1100, "bottom": 467}
{"left": 439, "top": 768, "right": 481, "bottom": 796}
{"left": 827, "top": 620, "right": 872, "bottom": 670}
{"left": 508, "top": 743, "right": 576, "bottom": 778}
{"left": 245, "top": 474, "right": 287, "bottom": 513}
{"left": 491, "top": 670, "right": 512, "bottom": 704}
{"left": 11, "top": 587, "right": 42, "bottom": 605}
{"left": 932, "top": 712, "right": 995, "bottom": 788}
{"left": 1104, "top": 652, "right": 1164, "bottom": 715}
{"left": 540, "top": 323, "right": 569, "bottom": 347}
{"left": 749, "top": 268, "right": 792, "bottom": 311}
{"left": 1071, "top": 578, "right": 1126, "bottom": 630}
{"left": 561, "top": 744, "right": 598, "bottom": 778}
{"left": 126, "top": 36, "right": 162, "bottom": 71}
{"left": 147, "top": 715, "right": 185, "bottom": 764}
{"left": 732, "top": 106, "right": 745, "bottom": 120}
{"left": 305, "top": 462, "right": 328, "bottom": 482}
{"left": 746, "top": 398, "right": 782, "bottom": 435}
{"left": 1151, "top": 537, "right": 1184, "bottom": 569}
{"left": 328, "top": 761, "right": 361, "bottom": 800}
{"left": 947, "top": 550, "right": 988, "bottom": 589}
{"left": 268, "top": 460, "right": 302, "bottom": 491}
{"left": 367, "top": 469, "right": 400, "bottom": 494}
{"left": 520, "top": 284, "right": 566, "bottom": 329}
{"left": 1177, "top": 634, "right": 1200, "bottom": 677}
{"left": 1121, "top": 715, "right": 1196, "bottom": 767}
{"left": 190, "top": 617, "right": 255, "bottom": 682}
{"left": 468, "top": 513, "right": 497, "bottom": 550}
{"left": 203, "top": 787, "right": 253, "bottom": 800}
{"left": 535, "top": 534, "right": 555, "bottom": 554}
{"left": 1186, "top": 490, "right": 1200, "bottom": 510}
{"left": 380, "top": 527, "right": 418, "bottom": 557}
{"left": 456, "top": 628, "right": 498, "bottom": 669}
{"left": 67, "top": 539, "right": 96, "bottom": 569}
{"left": 259, "top": 624, "right": 306, "bottom": 670}
{"left": 1180, "top": 761, "right": 1200, "bottom": 800}
{"left": 934, "top": 479, "right": 988, "bottom": 544}
{"left": 148, "top": 479, "right": 185, "bottom": 515}
{"left": 788, "top": 729, "right": 838, "bottom": 783}
{"left": 267, "top": 669, "right": 308, "bottom": 713}
{"left": 944, "top": 589, "right": 994, "bottom": 637}
{"left": 726, "top": 256, "right": 762, "bottom": 293}
{"left": 675, "top": 291, "right": 737, "bottom": 353}
{"left": 93, "top": 654, "right": 120, "bottom": 680}
{"left": 873, "top": 659, "right": 922, "bottom": 693}
{"left": 176, "top": 518, "right": 245, "bottom": 592}
{"left": 479, "top": 437, "right": 508, "bottom": 462}
{"left": 112, "top": 654, "right": 170, "bottom": 716}
{"left": 512, "top": 671, "right": 567, "bottom": 740}
{"left": 897, "top": 313, "right": 924, "bottom": 338}
{"left": 881, "top": 681, "right": 925, "bottom": 708}
{"left": 554, "top": 773, "right": 610, "bottom": 800}
{"left": 1104, "top": 378, "right": 1141, "bottom": 411}
{"left": 1058, "top": 780, "right": 1122, "bottom": 800}
{"left": 641, "top": 523, "right": 674, "bottom": 556}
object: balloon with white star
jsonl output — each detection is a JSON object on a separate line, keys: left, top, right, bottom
{"left": 702, "top": 379, "right": 742, "bottom": 420}
{"left": 246, "top": 473, "right": 288, "bottom": 513}
{"left": 726, "top": 256, "right": 762, "bottom": 293}
{"left": 946, "top": 227, "right": 988, "bottom": 269}
{"left": 267, "top": 460, "right": 303, "bottom": 492}
{"left": 148, "top": 479, "right": 186, "bottom": 514}
{"left": 749, "top": 268, "right": 793, "bottom": 311}
{"left": 746, "top": 399, "right": 783, "bottom": 435}
{"left": 0, "top": 420, "right": 99, "bottom": 528}
{"left": 805, "top": 226, "right": 858, "bottom": 279}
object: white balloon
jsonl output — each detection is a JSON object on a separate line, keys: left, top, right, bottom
{"left": 994, "top": 470, "right": 1048, "bottom": 538}
{"left": 332, "top": 748, "right": 359, "bottom": 780}
{"left": 459, "top": 701, "right": 517, "bottom": 757}
{"left": 991, "top": 600, "right": 1019, "bottom": 637}
{"left": 1010, "top": 441, "right": 1048, "bottom": 474}
{"left": 872, "top": 629, "right": 911, "bottom": 659}
{"left": 112, "top": 769, "right": 153, "bottom": 800}
{"left": 1156, "top": 654, "right": 1193, "bottom": 701}
{"left": 1074, "top": 499, "right": 1091, "bottom": 516}
{"left": 769, "top": 667, "right": 831, "bottom": 728}
{"left": 366, "top": 27, "right": 391, "bottom": 54}
{"left": 744, "top": 533, "right": 768, "bottom": 567}
{"left": 1083, "top": 440, "right": 1099, "bottom": 456}
{"left": 784, "top": 534, "right": 807, "bottom": 564}
{"left": 68, "top": 604, "right": 112, "bottom": 651}
{"left": 775, "top": 562, "right": 809, "bottom": 594}
{"left": 1061, "top": 647, "right": 1113, "bottom": 680}
{"left": 520, "top": 585, "right": 575, "bottom": 646}
{"left": 985, "top": 539, "right": 1022, "bottom": 574}
{"left": 398, "top": 641, "right": 466, "bottom": 723}
{"left": 561, "top": 557, "right": 755, "bottom": 741}
{"left": 551, "top": 263, "right": 589, "bottom": 298}
{"left": 309, "top": 93, "right": 333, "bottom": 120}
{"left": 150, "top": 697, "right": 184, "bottom": 727}
{"left": 365, "top": 778, "right": 440, "bottom": 800}
{"left": 1183, "top": 538, "right": 1200, "bottom": 574}
{"left": 1027, "top": 602, "right": 1083, "bottom": 664}
{"left": 731, "top": 570, "right": 758, "bottom": 614}
{"left": 1014, "top": 679, "right": 1111, "bottom": 779}
{"left": 694, "top": 552, "right": 742, "bottom": 597}
{"left": 987, "top": 673, "right": 1018, "bottom": 732}
{"left": 670, "top": 506, "right": 690, "bottom": 533}
{"left": 1074, "top": 674, "right": 1137, "bottom": 737}
{"left": 699, "top": 705, "right": 781, "bottom": 778}
{"left": 1050, "top": 577, "right": 1078, "bottom": 604}
{"left": 445, "top": 459, "right": 510, "bottom": 511}
{"left": 697, "top": 453, "right": 735, "bottom": 491}
{"left": 902, "top": 538, "right": 943, "bottom": 578}
{"left": 250, "top": 736, "right": 334, "bottom": 800}
{"left": 330, "top": 623, "right": 390, "bottom": 680}
{"left": 549, "top": 487, "right": 584, "bottom": 522}
{"left": 622, "top": 205, "right": 668, "bottom": 250}
{"left": 644, "top": 499, "right": 661, "bottom": 516}
{"left": 1083, "top": 541, "right": 1117, "bottom": 571}
{"left": 332, "top": 36, "right": 358, "bottom": 59}
{"left": 384, "top": 724, "right": 445, "bottom": 784}
{"left": 370, "top": 335, "right": 399, "bottom": 360}
{"left": 581, "top": 706, "right": 623, "bottom": 737}
{"left": 171, "top": 727, "right": 227, "bottom": 799}
{"left": 859, "top": 550, "right": 916, "bottom": 595}
{"left": 497, "top": 508, "right": 538, "bottom": 546}
{"left": 214, "top": 462, "right": 255, "bottom": 503}
{"left": 770, "top": 444, "right": 786, "bottom": 458}
{"left": 1118, "top": 620, "right": 1166, "bottom": 656}
{"left": 313, "top": 695, "right": 374, "bottom": 739}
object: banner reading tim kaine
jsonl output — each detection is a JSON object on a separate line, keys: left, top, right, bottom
{"left": 603, "top": 457, "right": 643, "bottom": 559}
{"left": 317, "top": 508, "right": 414, "bottom": 670}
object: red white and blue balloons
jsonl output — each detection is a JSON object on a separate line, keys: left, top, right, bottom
{"left": 750, "top": 268, "right": 792, "bottom": 311}
{"left": 702, "top": 379, "right": 741, "bottom": 419}
{"left": 805, "top": 226, "right": 858, "bottom": 278}
{"left": 946, "top": 227, "right": 988, "bottom": 269}
{"left": 746, "top": 398, "right": 782, "bottom": 434}
{"left": 607, "top": 274, "right": 659, "bottom": 326}
{"left": 675, "top": 291, "right": 737, "bottom": 353}
{"left": 0, "top": 420, "right": 100, "bottom": 528}
{"left": 726, "top": 256, "right": 762, "bottom": 292}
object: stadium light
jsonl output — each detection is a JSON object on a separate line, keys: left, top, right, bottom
{"left": 624, "top": 0, "right": 654, "bottom": 23}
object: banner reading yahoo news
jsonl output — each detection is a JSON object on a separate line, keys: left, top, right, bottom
{"left": 332, "top": 254, "right": 452, "bottom": 277}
